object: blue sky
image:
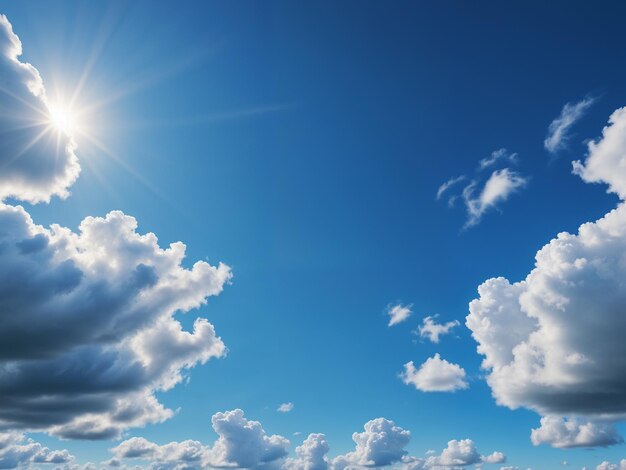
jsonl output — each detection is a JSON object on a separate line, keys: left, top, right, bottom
{"left": 2, "top": 1, "right": 626, "bottom": 469}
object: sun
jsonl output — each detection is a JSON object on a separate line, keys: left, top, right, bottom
{"left": 47, "top": 103, "right": 76, "bottom": 136}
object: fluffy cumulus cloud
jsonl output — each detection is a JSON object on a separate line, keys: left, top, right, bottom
{"left": 208, "top": 409, "right": 290, "bottom": 469}
{"left": 112, "top": 409, "right": 290, "bottom": 470}
{"left": 0, "top": 432, "right": 74, "bottom": 469}
{"left": 416, "top": 316, "right": 459, "bottom": 344}
{"left": 387, "top": 303, "right": 413, "bottom": 327}
{"left": 573, "top": 106, "right": 626, "bottom": 199}
{"left": 530, "top": 416, "right": 622, "bottom": 449}
{"left": 596, "top": 460, "right": 626, "bottom": 470}
{"left": 544, "top": 96, "right": 595, "bottom": 154}
{"left": 332, "top": 418, "right": 410, "bottom": 469}
{"left": 0, "top": 15, "right": 232, "bottom": 440}
{"left": 401, "top": 354, "right": 467, "bottom": 392}
{"left": 284, "top": 434, "right": 330, "bottom": 470}
{"left": 0, "top": 14, "right": 79, "bottom": 203}
{"left": 466, "top": 107, "right": 626, "bottom": 447}
{"left": 400, "top": 439, "right": 505, "bottom": 470}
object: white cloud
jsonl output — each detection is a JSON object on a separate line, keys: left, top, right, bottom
{"left": 332, "top": 418, "right": 410, "bottom": 469}
{"left": 113, "top": 410, "right": 289, "bottom": 470}
{"left": 0, "top": 15, "right": 80, "bottom": 204}
{"left": 0, "top": 432, "right": 74, "bottom": 469}
{"left": 208, "top": 409, "right": 290, "bottom": 469}
{"left": 387, "top": 304, "right": 413, "bottom": 327}
{"left": 530, "top": 416, "right": 622, "bottom": 448}
{"left": 478, "top": 148, "right": 518, "bottom": 170}
{"left": 466, "top": 107, "right": 626, "bottom": 448}
{"left": 401, "top": 354, "right": 468, "bottom": 392}
{"left": 277, "top": 403, "right": 294, "bottom": 413}
{"left": 573, "top": 106, "right": 626, "bottom": 199}
{"left": 400, "top": 439, "right": 506, "bottom": 469}
{"left": 463, "top": 169, "right": 527, "bottom": 227}
{"left": 436, "top": 176, "right": 465, "bottom": 200}
{"left": 417, "top": 316, "right": 459, "bottom": 343}
{"left": 596, "top": 460, "right": 626, "bottom": 470}
{"left": 284, "top": 434, "right": 330, "bottom": 470}
{"left": 544, "top": 96, "right": 595, "bottom": 154}
{"left": 0, "top": 205, "right": 231, "bottom": 439}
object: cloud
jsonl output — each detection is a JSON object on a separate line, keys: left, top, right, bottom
{"left": 113, "top": 410, "right": 289, "bottom": 470}
{"left": 416, "top": 316, "right": 459, "bottom": 343}
{"left": 0, "top": 15, "right": 233, "bottom": 440}
{"left": 596, "top": 460, "right": 626, "bottom": 470}
{"left": 463, "top": 169, "right": 527, "bottom": 227}
{"left": 0, "top": 14, "right": 80, "bottom": 204}
{"left": 277, "top": 403, "right": 294, "bottom": 414}
{"left": 466, "top": 107, "right": 626, "bottom": 447}
{"left": 0, "top": 432, "right": 74, "bottom": 469}
{"left": 401, "top": 354, "right": 468, "bottom": 392}
{"left": 332, "top": 418, "right": 410, "bottom": 469}
{"left": 437, "top": 149, "right": 527, "bottom": 227}
{"left": 208, "top": 409, "right": 290, "bottom": 469}
{"left": 573, "top": 106, "right": 626, "bottom": 199}
{"left": 284, "top": 434, "right": 330, "bottom": 470}
{"left": 544, "top": 96, "right": 595, "bottom": 154}
{"left": 110, "top": 416, "right": 506, "bottom": 470}
{"left": 478, "top": 148, "right": 518, "bottom": 170}
{"left": 0, "top": 205, "right": 231, "bottom": 439}
{"left": 436, "top": 176, "right": 465, "bottom": 201}
{"left": 111, "top": 436, "right": 207, "bottom": 469}
{"left": 401, "top": 439, "right": 506, "bottom": 469}
{"left": 530, "top": 416, "right": 622, "bottom": 448}
{"left": 387, "top": 304, "right": 412, "bottom": 327}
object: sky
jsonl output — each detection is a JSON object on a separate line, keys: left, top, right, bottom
{"left": 2, "top": 1, "right": 626, "bottom": 469}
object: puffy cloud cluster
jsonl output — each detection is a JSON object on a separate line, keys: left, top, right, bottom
{"left": 530, "top": 416, "right": 622, "bottom": 448}
{"left": 466, "top": 106, "right": 626, "bottom": 447}
{"left": 0, "top": 14, "right": 79, "bottom": 203}
{"left": 416, "top": 316, "right": 459, "bottom": 344}
{"left": 400, "top": 439, "right": 505, "bottom": 470}
{"left": 0, "top": 205, "right": 231, "bottom": 439}
{"left": 284, "top": 434, "right": 329, "bottom": 470}
{"left": 596, "top": 460, "right": 626, "bottom": 470}
{"left": 332, "top": 418, "right": 410, "bottom": 469}
{"left": 436, "top": 149, "right": 527, "bottom": 227}
{"left": 0, "top": 432, "right": 74, "bottom": 469}
{"left": 0, "top": 15, "right": 232, "bottom": 440}
{"left": 401, "top": 354, "right": 467, "bottom": 393}
{"left": 208, "top": 409, "right": 290, "bottom": 469}
{"left": 111, "top": 413, "right": 506, "bottom": 470}
{"left": 113, "top": 409, "right": 289, "bottom": 470}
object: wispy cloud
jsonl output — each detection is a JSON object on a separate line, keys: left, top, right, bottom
{"left": 463, "top": 169, "right": 527, "bottom": 227}
{"left": 478, "top": 148, "right": 517, "bottom": 170}
{"left": 436, "top": 175, "right": 465, "bottom": 200}
{"left": 544, "top": 96, "right": 596, "bottom": 154}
